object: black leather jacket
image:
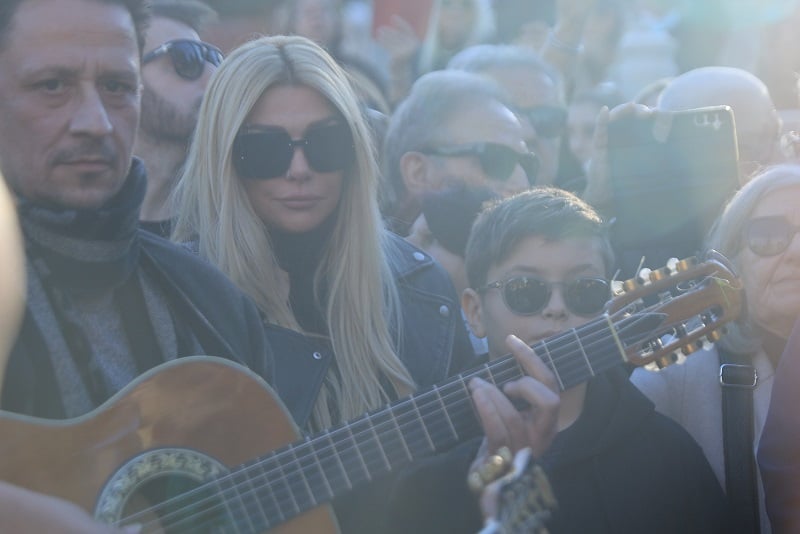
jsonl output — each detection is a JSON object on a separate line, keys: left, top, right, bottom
{"left": 2, "top": 230, "right": 274, "bottom": 418}
{"left": 269, "top": 233, "right": 475, "bottom": 429}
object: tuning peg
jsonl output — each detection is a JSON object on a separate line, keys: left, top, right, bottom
{"left": 622, "top": 278, "right": 639, "bottom": 293}
{"left": 681, "top": 342, "right": 699, "bottom": 356}
{"left": 468, "top": 446, "right": 513, "bottom": 494}
{"left": 656, "top": 352, "right": 680, "bottom": 369}
{"left": 675, "top": 257, "right": 698, "bottom": 272}
{"left": 649, "top": 267, "right": 670, "bottom": 282}
{"left": 706, "top": 329, "right": 723, "bottom": 342}
{"left": 637, "top": 268, "right": 652, "bottom": 284}
{"left": 611, "top": 280, "right": 625, "bottom": 295}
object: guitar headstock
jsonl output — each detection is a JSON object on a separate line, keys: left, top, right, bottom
{"left": 607, "top": 253, "right": 743, "bottom": 368}
{"left": 491, "top": 448, "right": 557, "bottom": 534}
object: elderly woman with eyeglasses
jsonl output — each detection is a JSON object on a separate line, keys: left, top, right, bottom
{"left": 632, "top": 164, "right": 800, "bottom": 534}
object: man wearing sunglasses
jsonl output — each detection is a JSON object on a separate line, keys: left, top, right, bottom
{"left": 449, "top": 44, "right": 570, "bottom": 189}
{"left": 136, "top": 0, "right": 221, "bottom": 238}
{"left": 382, "top": 70, "right": 536, "bottom": 236}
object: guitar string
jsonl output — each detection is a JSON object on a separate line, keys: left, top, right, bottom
{"left": 118, "top": 317, "right": 629, "bottom": 531}
{"left": 124, "top": 311, "right": 657, "bottom": 532}
{"left": 121, "top": 314, "right": 641, "bottom": 532}
{"left": 142, "top": 336, "right": 636, "bottom": 534}
{"left": 123, "top": 311, "right": 665, "bottom": 531}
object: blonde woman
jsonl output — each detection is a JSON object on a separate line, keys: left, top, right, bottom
{"left": 174, "top": 33, "right": 472, "bottom": 426}
{"left": 173, "top": 35, "right": 473, "bottom": 530}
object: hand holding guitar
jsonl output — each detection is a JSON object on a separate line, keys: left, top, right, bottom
{"left": 0, "top": 482, "right": 139, "bottom": 534}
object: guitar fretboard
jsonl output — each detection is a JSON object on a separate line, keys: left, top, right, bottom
{"left": 155, "top": 312, "right": 660, "bottom": 533}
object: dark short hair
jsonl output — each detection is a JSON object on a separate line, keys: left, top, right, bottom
{"left": 0, "top": 0, "right": 150, "bottom": 54}
{"left": 465, "top": 187, "right": 615, "bottom": 288}
{"left": 150, "top": 0, "right": 217, "bottom": 33}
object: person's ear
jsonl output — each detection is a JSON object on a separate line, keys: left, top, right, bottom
{"left": 400, "top": 151, "right": 435, "bottom": 197}
{"left": 462, "top": 288, "right": 487, "bottom": 339}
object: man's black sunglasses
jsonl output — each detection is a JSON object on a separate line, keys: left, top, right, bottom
{"left": 479, "top": 276, "right": 611, "bottom": 317}
{"left": 142, "top": 39, "right": 223, "bottom": 81}
{"left": 421, "top": 143, "right": 540, "bottom": 185}
{"left": 516, "top": 105, "right": 568, "bottom": 139}
{"left": 233, "top": 122, "right": 355, "bottom": 180}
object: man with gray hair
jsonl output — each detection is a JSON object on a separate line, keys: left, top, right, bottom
{"left": 381, "top": 69, "right": 537, "bottom": 235}
{"left": 448, "top": 44, "right": 571, "bottom": 189}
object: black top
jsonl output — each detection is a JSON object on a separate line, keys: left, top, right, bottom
{"left": 379, "top": 368, "right": 731, "bottom": 534}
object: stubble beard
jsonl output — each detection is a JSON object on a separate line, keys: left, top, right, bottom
{"left": 140, "top": 84, "right": 201, "bottom": 144}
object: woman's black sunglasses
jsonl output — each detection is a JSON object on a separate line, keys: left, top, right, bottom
{"left": 478, "top": 276, "right": 611, "bottom": 316}
{"left": 233, "top": 122, "right": 355, "bottom": 180}
{"left": 421, "top": 142, "right": 540, "bottom": 186}
{"left": 142, "top": 39, "right": 223, "bottom": 81}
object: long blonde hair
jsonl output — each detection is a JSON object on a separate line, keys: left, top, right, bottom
{"left": 172, "top": 35, "right": 413, "bottom": 430}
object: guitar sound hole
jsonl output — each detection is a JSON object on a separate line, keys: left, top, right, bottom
{"left": 121, "top": 475, "right": 227, "bottom": 533}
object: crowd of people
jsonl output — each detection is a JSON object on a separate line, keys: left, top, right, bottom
{"left": 2, "top": 0, "right": 800, "bottom": 532}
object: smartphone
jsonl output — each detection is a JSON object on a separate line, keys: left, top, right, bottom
{"left": 607, "top": 106, "right": 740, "bottom": 277}
{"left": 372, "top": 0, "right": 435, "bottom": 40}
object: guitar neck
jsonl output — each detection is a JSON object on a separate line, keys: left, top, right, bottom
{"left": 215, "top": 313, "right": 634, "bottom": 532}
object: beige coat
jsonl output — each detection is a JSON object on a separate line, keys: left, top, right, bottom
{"left": 631, "top": 347, "right": 775, "bottom": 533}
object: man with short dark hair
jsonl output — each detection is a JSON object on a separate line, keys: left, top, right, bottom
{"left": 0, "top": 0, "right": 272, "bottom": 421}
{"left": 136, "top": 0, "right": 221, "bottom": 237}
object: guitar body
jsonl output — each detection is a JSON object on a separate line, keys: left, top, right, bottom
{"left": 0, "top": 256, "right": 743, "bottom": 532}
{"left": 0, "top": 356, "right": 338, "bottom": 534}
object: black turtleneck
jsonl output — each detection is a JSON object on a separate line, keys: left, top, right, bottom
{"left": 270, "top": 216, "right": 336, "bottom": 337}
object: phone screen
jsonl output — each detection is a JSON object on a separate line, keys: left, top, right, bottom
{"left": 607, "top": 106, "right": 740, "bottom": 276}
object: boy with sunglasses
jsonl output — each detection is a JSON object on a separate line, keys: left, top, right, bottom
{"left": 462, "top": 187, "right": 729, "bottom": 533}
{"left": 382, "top": 188, "right": 729, "bottom": 533}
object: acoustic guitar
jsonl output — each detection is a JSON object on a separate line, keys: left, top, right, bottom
{"left": 478, "top": 447, "right": 557, "bottom": 534}
{"left": 0, "top": 255, "right": 742, "bottom": 533}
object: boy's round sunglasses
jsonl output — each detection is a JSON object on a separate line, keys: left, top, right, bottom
{"left": 142, "top": 39, "right": 223, "bottom": 80}
{"left": 233, "top": 122, "right": 355, "bottom": 180}
{"left": 478, "top": 276, "right": 611, "bottom": 317}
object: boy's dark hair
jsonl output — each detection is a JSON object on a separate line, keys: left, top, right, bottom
{"left": 0, "top": 0, "right": 150, "bottom": 54}
{"left": 465, "top": 187, "right": 615, "bottom": 289}
{"left": 150, "top": 0, "right": 218, "bottom": 33}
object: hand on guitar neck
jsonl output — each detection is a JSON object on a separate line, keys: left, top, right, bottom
{"left": 468, "top": 334, "right": 560, "bottom": 472}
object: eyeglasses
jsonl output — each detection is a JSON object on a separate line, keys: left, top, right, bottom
{"left": 478, "top": 276, "right": 611, "bottom": 316}
{"left": 233, "top": 122, "right": 355, "bottom": 180}
{"left": 421, "top": 143, "right": 540, "bottom": 185}
{"left": 745, "top": 216, "right": 800, "bottom": 257}
{"left": 515, "top": 105, "right": 567, "bottom": 139}
{"left": 142, "top": 39, "right": 223, "bottom": 80}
